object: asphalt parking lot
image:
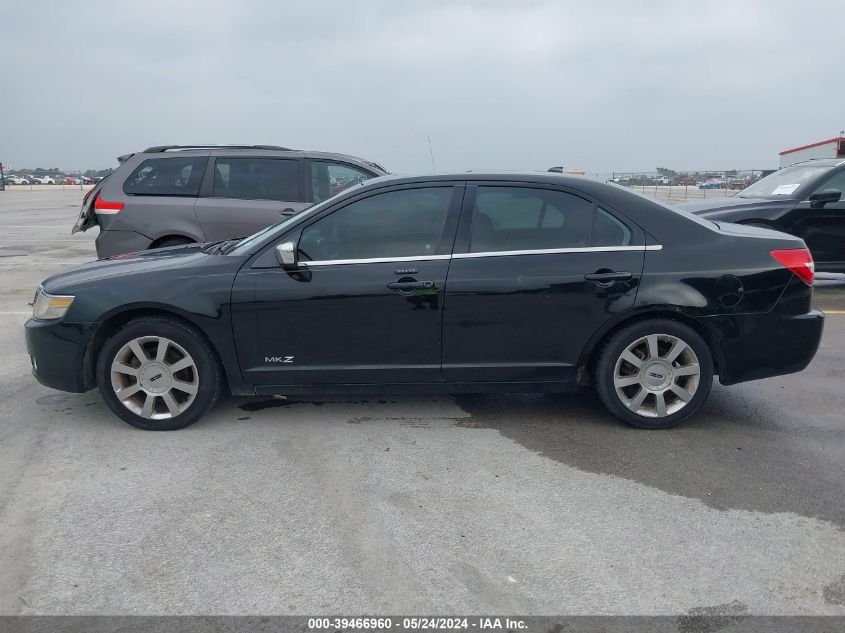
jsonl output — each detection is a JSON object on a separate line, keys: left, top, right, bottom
{"left": 0, "top": 189, "right": 843, "bottom": 616}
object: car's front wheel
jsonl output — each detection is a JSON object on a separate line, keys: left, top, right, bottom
{"left": 594, "top": 319, "right": 714, "bottom": 429}
{"left": 97, "top": 316, "right": 222, "bottom": 430}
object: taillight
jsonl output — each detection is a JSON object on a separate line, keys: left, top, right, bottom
{"left": 94, "top": 194, "right": 124, "bottom": 215}
{"left": 770, "top": 248, "right": 814, "bottom": 285}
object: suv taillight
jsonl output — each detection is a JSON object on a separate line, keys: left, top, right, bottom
{"left": 94, "top": 194, "right": 124, "bottom": 215}
{"left": 770, "top": 248, "right": 814, "bottom": 285}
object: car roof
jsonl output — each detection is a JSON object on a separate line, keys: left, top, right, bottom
{"left": 127, "top": 146, "right": 388, "bottom": 173}
{"left": 787, "top": 158, "right": 845, "bottom": 168}
{"left": 353, "top": 171, "right": 610, "bottom": 192}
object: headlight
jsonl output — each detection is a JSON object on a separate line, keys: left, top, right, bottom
{"left": 32, "top": 287, "right": 75, "bottom": 320}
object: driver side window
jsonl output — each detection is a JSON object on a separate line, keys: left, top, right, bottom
{"left": 298, "top": 187, "right": 453, "bottom": 262}
{"left": 812, "top": 170, "right": 845, "bottom": 196}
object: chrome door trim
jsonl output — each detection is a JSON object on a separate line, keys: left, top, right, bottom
{"left": 299, "top": 254, "right": 452, "bottom": 267}
{"left": 297, "top": 245, "right": 662, "bottom": 266}
{"left": 452, "top": 245, "right": 661, "bottom": 259}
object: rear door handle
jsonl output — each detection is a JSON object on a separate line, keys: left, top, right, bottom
{"left": 584, "top": 271, "right": 633, "bottom": 282}
{"left": 386, "top": 280, "right": 435, "bottom": 290}
{"left": 280, "top": 208, "right": 296, "bottom": 216}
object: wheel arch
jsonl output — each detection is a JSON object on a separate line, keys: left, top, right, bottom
{"left": 577, "top": 307, "right": 724, "bottom": 385}
{"left": 82, "top": 306, "right": 230, "bottom": 392}
{"left": 148, "top": 234, "right": 197, "bottom": 249}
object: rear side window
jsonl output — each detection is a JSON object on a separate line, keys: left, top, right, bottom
{"left": 123, "top": 157, "right": 207, "bottom": 196}
{"left": 594, "top": 207, "right": 632, "bottom": 246}
{"left": 470, "top": 187, "right": 594, "bottom": 252}
{"left": 213, "top": 158, "right": 300, "bottom": 201}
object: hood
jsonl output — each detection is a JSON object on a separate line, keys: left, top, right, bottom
{"left": 42, "top": 243, "right": 213, "bottom": 293}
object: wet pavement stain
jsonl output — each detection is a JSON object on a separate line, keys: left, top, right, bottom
{"left": 677, "top": 600, "right": 747, "bottom": 633}
{"left": 239, "top": 397, "right": 405, "bottom": 413}
{"left": 824, "top": 574, "right": 845, "bottom": 606}
{"left": 452, "top": 390, "right": 845, "bottom": 528}
{"left": 238, "top": 398, "right": 337, "bottom": 412}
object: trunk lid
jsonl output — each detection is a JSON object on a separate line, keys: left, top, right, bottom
{"left": 712, "top": 220, "right": 802, "bottom": 246}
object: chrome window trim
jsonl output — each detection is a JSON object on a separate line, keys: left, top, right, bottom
{"left": 300, "top": 254, "right": 451, "bottom": 267}
{"left": 453, "top": 245, "right": 661, "bottom": 259}
{"left": 298, "top": 245, "right": 661, "bottom": 267}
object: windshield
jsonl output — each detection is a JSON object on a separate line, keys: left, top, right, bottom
{"left": 738, "top": 164, "right": 829, "bottom": 198}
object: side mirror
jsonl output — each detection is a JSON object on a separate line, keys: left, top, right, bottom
{"left": 275, "top": 241, "right": 298, "bottom": 269}
{"left": 808, "top": 188, "right": 841, "bottom": 208}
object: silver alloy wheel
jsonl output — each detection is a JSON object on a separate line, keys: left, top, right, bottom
{"left": 110, "top": 336, "right": 199, "bottom": 419}
{"left": 613, "top": 333, "right": 701, "bottom": 418}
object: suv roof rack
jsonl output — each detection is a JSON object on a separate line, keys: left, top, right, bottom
{"left": 141, "top": 144, "right": 294, "bottom": 153}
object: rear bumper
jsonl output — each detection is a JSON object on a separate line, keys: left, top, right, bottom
{"left": 704, "top": 309, "right": 824, "bottom": 386}
{"left": 25, "top": 318, "right": 95, "bottom": 393}
{"left": 95, "top": 229, "right": 152, "bottom": 259}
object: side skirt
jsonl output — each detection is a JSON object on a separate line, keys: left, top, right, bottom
{"left": 253, "top": 379, "right": 581, "bottom": 397}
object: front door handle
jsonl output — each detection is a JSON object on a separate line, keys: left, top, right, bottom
{"left": 387, "top": 280, "right": 435, "bottom": 290}
{"left": 280, "top": 207, "right": 296, "bottom": 216}
{"left": 584, "top": 271, "right": 633, "bottom": 282}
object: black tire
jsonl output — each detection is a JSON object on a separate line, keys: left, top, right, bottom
{"left": 151, "top": 237, "right": 194, "bottom": 250}
{"left": 96, "top": 316, "right": 222, "bottom": 430}
{"left": 594, "top": 319, "right": 714, "bottom": 429}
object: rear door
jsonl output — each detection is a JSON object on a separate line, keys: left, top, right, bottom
{"left": 193, "top": 155, "right": 310, "bottom": 241}
{"left": 442, "top": 183, "right": 646, "bottom": 383}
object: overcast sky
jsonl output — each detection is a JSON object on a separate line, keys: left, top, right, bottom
{"left": 1, "top": 0, "right": 843, "bottom": 174}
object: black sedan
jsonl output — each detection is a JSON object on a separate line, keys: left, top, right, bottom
{"left": 682, "top": 159, "right": 845, "bottom": 272}
{"left": 26, "top": 173, "right": 823, "bottom": 431}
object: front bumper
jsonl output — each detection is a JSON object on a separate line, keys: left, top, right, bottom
{"left": 95, "top": 229, "right": 153, "bottom": 259}
{"left": 704, "top": 309, "right": 824, "bottom": 386}
{"left": 25, "top": 318, "right": 96, "bottom": 393}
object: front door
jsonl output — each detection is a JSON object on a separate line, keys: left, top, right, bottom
{"left": 443, "top": 184, "right": 646, "bottom": 383}
{"left": 232, "top": 183, "right": 462, "bottom": 385}
{"left": 193, "top": 156, "right": 310, "bottom": 241}
{"left": 793, "top": 169, "right": 845, "bottom": 271}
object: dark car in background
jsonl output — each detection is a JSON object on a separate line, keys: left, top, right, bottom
{"left": 72, "top": 144, "right": 388, "bottom": 258}
{"left": 683, "top": 159, "right": 845, "bottom": 272}
{"left": 30, "top": 173, "right": 822, "bottom": 431}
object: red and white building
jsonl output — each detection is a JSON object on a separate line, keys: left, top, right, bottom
{"left": 779, "top": 136, "right": 845, "bottom": 167}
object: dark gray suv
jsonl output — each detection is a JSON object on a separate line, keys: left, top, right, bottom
{"left": 73, "top": 145, "right": 388, "bottom": 258}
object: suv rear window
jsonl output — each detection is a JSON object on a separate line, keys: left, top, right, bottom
{"left": 123, "top": 157, "right": 207, "bottom": 197}
{"left": 213, "top": 158, "right": 300, "bottom": 201}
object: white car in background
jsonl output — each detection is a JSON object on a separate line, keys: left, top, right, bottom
{"left": 5, "top": 175, "right": 31, "bottom": 185}
{"left": 32, "top": 175, "right": 56, "bottom": 184}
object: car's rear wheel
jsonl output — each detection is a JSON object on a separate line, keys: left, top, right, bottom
{"left": 594, "top": 319, "right": 713, "bottom": 429}
{"left": 97, "top": 317, "right": 221, "bottom": 430}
